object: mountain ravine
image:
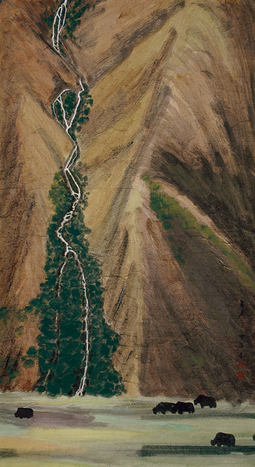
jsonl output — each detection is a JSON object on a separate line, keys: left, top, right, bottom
{"left": 1, "top": 0, "right": 255, "bottom": 400}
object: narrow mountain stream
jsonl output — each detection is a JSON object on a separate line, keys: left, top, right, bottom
{"left": 51, "top": 0, "right": 90, "bottom": 396}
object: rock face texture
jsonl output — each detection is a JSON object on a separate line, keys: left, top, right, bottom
{"left": 1, "top": 0, "right": 255, "bottom": 399}
{"left": 0, "top": 0, "right": 77, "bottom": 389}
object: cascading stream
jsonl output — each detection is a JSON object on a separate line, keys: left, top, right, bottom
{"left": 51, "top": 0, "right": 90, "bottom": 397}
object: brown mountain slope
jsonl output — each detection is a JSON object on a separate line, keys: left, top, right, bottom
{"left": 0, "top": 0, "right": 77, "bottom": 389}
{"left": 73, "top": 0, "right": 255, "bottom": 398}
{"left": 0, "top": 0, "right": 255, "bottom": 398}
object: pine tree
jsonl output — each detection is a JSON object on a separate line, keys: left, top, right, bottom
{"left": 31, "top": 170, "right": 124, "bottom": 396}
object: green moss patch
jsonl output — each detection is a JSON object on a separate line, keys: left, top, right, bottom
{"left": 143, "top": 175, "right": 255, "bottom": 289}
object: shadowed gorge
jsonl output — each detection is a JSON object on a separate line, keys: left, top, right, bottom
{"left": 0, "top": 0, "right": 255, "bottom": 399}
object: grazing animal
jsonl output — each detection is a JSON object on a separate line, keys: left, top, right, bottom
{"left": 175, "top": 401, "right": 194, "bottom": 414}
{"left": 211, "top": 432, "right": 235, "bottom": 447}
{"left": 194, "top": 394, "right": 217, "bottom": 408}
{"left": 152, "top": 402, "right": 177, "bottom": 414}
{"left": 14, "top": 408, "right": 33, "bottom": 419}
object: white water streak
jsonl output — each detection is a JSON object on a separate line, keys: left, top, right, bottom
{"left": 52, "top": 0, "right": 67, "bottom": 54}
{"left": 51, "top": 0, "right": 90, "bottom": 396}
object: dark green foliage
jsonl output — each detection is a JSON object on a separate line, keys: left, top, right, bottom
{"left": 43, "top": 0, "right": 63, "bottom": 29}
{"left": 1, "top": 1, "right": 121, "bottom": 396}
{"left": 43, "top": 1, "right": 94, "bottom": 41}
{"left": 0, "top": 308, "right": 30, "bottom": 387}
{"left": 36, "top": 254, "right": 85, "bottom": 396}
{"left": 7, "top": 359, "right": 20, "bottom": 380}
{"left": 52, "top": 85, "right": 93, "bottom": 140}
{"left": 27, "top": 346, "right": 37, "bottom": 357}
{"left": 19, "top": 3, "right": 123, "bottom": 395}
{"left": 21, "top": 346, "right": 37, "bottom": 368}
{"left": 0, "top": 307, "right": 8, "bottom": 324}
{"left": 62, "top": 84, "right": 93, "bottom": 138}
{"left": 33, "top": 168, "right": 123, "bottom": 396}
{"left": 43, "top": 9, "right": 55, "bottom": 29}
{"left": 64, "top": 203, "right": 124, "bottom": 395}
{"left": 23, "top": 359, "right": 35, "bottom": 369}
{"left": 2, "top": 353, "right": 21, "bottom": 383}
{"left": 62, "top": 91, "right": 76, "bottom": 120}
{"left": 52, "top": 101, "right": 64, "bottom": 128}
{"left": 87, "top": 317, "right": 124, "bottom": 396}
{"left": 0, "top": 348, "right": 21, "bottom": 387}
{"left": 64, "top": 1, "right": 91, "bottom": 40}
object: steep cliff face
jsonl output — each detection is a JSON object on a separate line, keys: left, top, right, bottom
{"left": 72, "top": 0, "right": 255, "bottom": 398}
{"left": 0, "top": 0, "right": 77, "bottom": 389}
{"left": 1, "top": 0, "right": 255, "bottom": 398}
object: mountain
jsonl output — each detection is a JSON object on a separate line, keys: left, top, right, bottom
{"left": 0, "top": 0, "right": 77, "bottom": 389}
{"left": 1, "top": 0, "right": 255, "bottom": 399}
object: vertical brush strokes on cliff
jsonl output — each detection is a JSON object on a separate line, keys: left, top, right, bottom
{"left": 1, "top": 0, "right": 255, "bottom": 400}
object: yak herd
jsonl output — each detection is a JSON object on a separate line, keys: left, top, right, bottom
{"left": 152, "top": 394, "right": 253, "bottom": 448}
{"left": 13, "top": 395, "right": 255, "bottom": 450}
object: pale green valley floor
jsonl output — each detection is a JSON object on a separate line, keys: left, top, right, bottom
{"left": 0, "top": 393, "right": 255, "bottom": 466}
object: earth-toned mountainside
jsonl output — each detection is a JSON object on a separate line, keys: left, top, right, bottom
{"left": 1, "top": 0, "right": 255, "bottom": 399}
{"left": 0, "top": 0, "right": 77, "bottom": 389}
